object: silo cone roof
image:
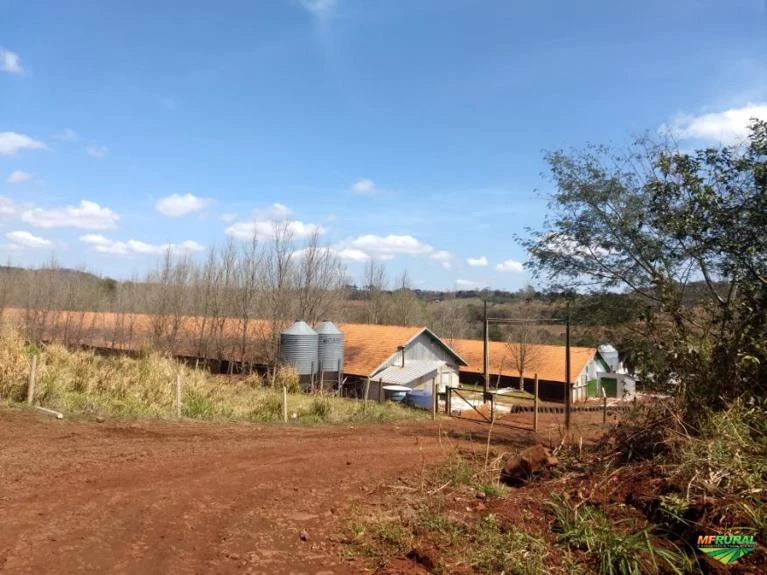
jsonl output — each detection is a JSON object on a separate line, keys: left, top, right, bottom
{"left": 281, "top": 321, "right": 317, "bottom": 336}
{"left": 315, "top": 321, "right": 342, "bottom": 335}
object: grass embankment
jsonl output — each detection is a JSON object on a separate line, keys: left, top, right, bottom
{"left": 345, "top": 401, "right": 766, "bottom": 574}
{"left": 0, "top": 326, "right": 425, "bottom": 425}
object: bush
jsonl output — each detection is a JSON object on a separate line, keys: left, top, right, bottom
{"left": 274, "top": 365, "right": 300, "bottom": 393}
{"left": 0, "top": 324, "right": 31, "bottom": 401}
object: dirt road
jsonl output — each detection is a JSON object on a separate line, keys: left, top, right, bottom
{"left": 0, "top": 409, "right": 601, "bottom": 574}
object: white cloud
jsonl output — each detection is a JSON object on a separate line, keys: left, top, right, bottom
{"left": 53, "top": 128, "right": 79, "bottom": 142}
{"left": 226, "top": 204, "right": 319, "bottom": 240}
{"left": 81, "top": 234, "right": 203, "bottom": 256}
{"left": 335, "top": 248, "right": 369, "bottom": 263}
{"left": 219, "top": 213, "right": 238, "bottom": 223}
{"left": 661, "top": 103, "right": 767, "bottom": 145}
{"left": 0, "top": 47, "right": 22, "bottom": 74}
{"left": 6, "top": 230, "right": 52, "bottom": 249}
{"left": 292, "top": 246, "right": 369, "bottom": 263}
{"left": 495, "top": 259, "right": 525, "bottom": 273}
{"left": 226, "top": 220, "right": 325, "bottom": 241}
{"left": 467, "top": 256, "right": 488, "bottom": 267}
{"left": 87, "top": 145, "right": 108, "bottom": 158}
{"left": 0, "top": 197, "right": 20, "bottom": 217}
{"left": 156, "top": 193, "right": 212, "bottom": 217}
{"left": 301, "top": 0, "right": 337, "bottom": 18}
{"left": 430, "top": 250, "right": 452, "bottom": 269}
{"left": 266, "top": 202, "right": 293, "bottom": 219}
{"left": 344, "top": 234, "right": 435, "bottom": 259}
{"left": 22, "top": 200, "right": 119, "bottom": 230}
{"left": 6, "top": 170, "right": 32, "bottom": 185}
{"left": 0, "top": 132, "right": 47, "bottom": 156}
{"left": 351, "top": 178, "right": 376, "bottom": 195}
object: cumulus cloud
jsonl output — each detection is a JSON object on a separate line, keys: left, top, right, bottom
{"left": 430, "top": 250, "right": 452, "bottom": 269}
{"left": 6, "top": 170, "right": 32, "bottom": 184}
{"left": 263, "top": 203, "right": 293, "bottom": 219}
{"left": 0, "top": 47, "right": 22, "bottom": 74}
{"left": 351, "top": 178, "right": 376, "bottom": 195}
{"left": 0, "top": 197, "right": 20, "bottom": 217}
{"left": 21, "top": 200, "right": 119, "bottom": 230}
{"left": 0, "top": 132, "right": 47, "bottom": 156}
{"left": 225, "top": 203, "right": 322, "bottom": 241}
{"left": 6, "top": 230, "right": 52, "bottom": 249}
{"left": 661, "top": 103, "right": 767, "bottom": 145}
{"left": 292, "top": 246, "right": 370, "bottom": 263}
{"left": 495, "top": 259, "right": 524, "bottom": 273}
{"left": 344, "top": 234, "right": 435, "bottom": 259}
{"left": 467, "top": 256, "right": 488, "bottom": 267}
{"left": 226, "top": 220, "right": 325, "bottom": 241}
{"left": 81, "top": 234, "right": 203, "bottom": 256}
{"left": 156, "top": 193, "right": 212, "bottom": 217}
{"left": 86, "top": 145, "right": 108, "bottom": 158}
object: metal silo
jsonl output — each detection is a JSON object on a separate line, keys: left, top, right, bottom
{"left": 279, "top": 321, "right": 319, "bottom": 384}
{"left": 316, "top": 320, "right": 344, "bottom": 388}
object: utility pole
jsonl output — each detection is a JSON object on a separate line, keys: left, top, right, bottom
{"left": 565, "top": 306, "right": 571, "bottom": 432}
{"left": 483, "top": 298, "right": 489, "bottom": 394}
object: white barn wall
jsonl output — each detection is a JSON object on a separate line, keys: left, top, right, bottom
{"left": 374, "top": 331, "right": 461, "bottom": 388}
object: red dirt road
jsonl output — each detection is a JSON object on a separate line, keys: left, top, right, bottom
{"left": 0, "top": 409, "right": 601, "bottom": 574}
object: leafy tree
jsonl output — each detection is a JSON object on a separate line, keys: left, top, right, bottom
{"left": 522, "top": 120, "right": 767, "bottom": 418}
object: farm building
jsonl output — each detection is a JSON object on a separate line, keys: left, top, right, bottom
{"left": 337, "top": 324, "right": 468, "bottom": 401}
{"left": 4, "top": 307, "right": 626, "bottom": 403}
{"left": 450, "top": 338, "right": 611, "bottom": 402}
{"left": 1, "top": 308, "right": 467, "bottom": 401}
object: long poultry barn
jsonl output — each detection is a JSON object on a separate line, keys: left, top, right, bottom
{"left": 450, "top": 338, "right": 611, "bottom": 402}
{"left": 3, "top": 308, "right": 612, "bottom": 403}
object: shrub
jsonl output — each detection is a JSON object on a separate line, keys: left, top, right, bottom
{"left": 0, "top": 324, "right": 31, "bottom": 401}
{"left": 274, "top": 365, "right": 300, "bottom": 393}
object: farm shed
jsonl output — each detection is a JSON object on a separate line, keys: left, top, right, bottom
{"left": 595, "top": 372, "right": 636, "bottom": 401}
{"left": 338, "top": 324, "right": 468, "bottom": 401}
{"left": 450, "top": 338, "right": 610, "bottom": 403}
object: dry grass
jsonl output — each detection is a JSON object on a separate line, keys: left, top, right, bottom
{"left": 0, "top": 324, "right": 426, "bottom": 425}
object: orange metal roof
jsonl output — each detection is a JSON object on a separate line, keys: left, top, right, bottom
{"left": 336, "top": 323, "right": 424, "bottom": 376}
{"left": 3, "top": 308, "right": 589, "bottom": 382}
{"left": 450, "top": 338, "right": 597, "bottom": 384}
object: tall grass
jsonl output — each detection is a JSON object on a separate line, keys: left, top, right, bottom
{"left": 0, "top": 324, "right": 425, "bottom": 425}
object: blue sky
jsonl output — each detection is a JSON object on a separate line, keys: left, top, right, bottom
{"left": 1, "top": 0, "right": 766, "bottom": 290}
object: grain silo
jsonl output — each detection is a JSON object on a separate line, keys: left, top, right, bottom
{"left": 279, "top": 321, "right": 319, "bottom": 385}
{"left": 316, "top": 320, "right": 344, "bottom": 388}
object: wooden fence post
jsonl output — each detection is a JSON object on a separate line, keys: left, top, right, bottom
{"left": 175, "top": 374, "right": 182, "bottom": 418}
{"left": 431, "top": 377, "right": 437, "bottom": 420}
{"left": 27, "top": 355, "right": 38, "bottom": 406}
{"left": 534, "top": 373, "right": 539, "bottom": 432}
{"left": 282, "top": 385, "right": 288, "bottom": 423}
{"left": 363, "top": 377, "right": 370, "bottom": 408}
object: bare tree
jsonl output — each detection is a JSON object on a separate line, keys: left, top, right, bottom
{"left": 505, "top": 321, "right": 543, "bottom": 391}
{"left": 363, "top": 259, "right": 388, "bottom": 324}
{"left": 387, "top": 270, "right": 423, "bottom": 326}
{"left": 235, "top": 234, "right": 263, "bottom": 368}
{"left": 295, "top": 231, "right": 345, "bottom": 324}
{"left": 263, "top": 221, "right": 296, "bottom": 364}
